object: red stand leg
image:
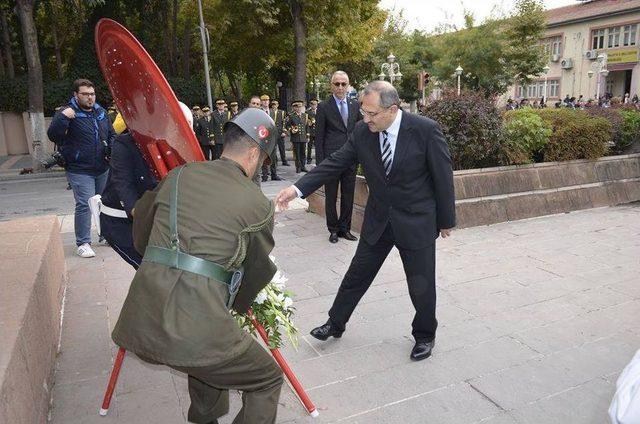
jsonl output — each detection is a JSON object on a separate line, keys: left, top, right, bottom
{"left": 99, "top": 347, "right": 126, "bottom": 416}
{"left": 248, "top": 309, "right": 319, "bottom": 417}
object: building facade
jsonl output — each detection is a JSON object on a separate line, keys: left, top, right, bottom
{"left": 512, "top": 0, "right": 640, "bottom": 102}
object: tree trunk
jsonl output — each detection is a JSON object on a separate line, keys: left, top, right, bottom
{"left": 171, "top": 0, "right": 178, "bottom": 75}
{"left": 216, "top": 71, "right": 226, "bottom": 97}
{"left": 0, "top": 44, "right": 5, "bottom": 77}
{"left": 182, "top": 16, "right": 192, "bottom": 77}
{"left": 52, "top": 22, "right": 63, "bottom": 78}
{"left": 1, "top": 7, "right": 14, "bottom": 79}
{"left": 290, "top": 0, "right": 307, "bottom": 102}
{"left": 227, "top": 71, "right": 242, "bottom": 102}
{"left": 16, "top": 0, "right": 46, "bottom": 172}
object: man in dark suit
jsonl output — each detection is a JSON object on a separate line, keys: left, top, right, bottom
{"left": 275, "top": 81, "right": 455, "bottom": 361}
{"left": 212, "top": 99, "right": 231, "bottom": 160}
{"left": 315, "top": 71, "right": 362, "bottom": 244}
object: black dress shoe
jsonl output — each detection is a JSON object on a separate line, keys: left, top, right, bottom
{"left": 338, "top": 231, "right": 358, "bottom": 241}
{"left": 329, "top": 232, "right": 339, "bottom": 243}
{"left": 310, "top": 322, "right": 343, "bottom": 341}
{"left": 282, "top": 162, "right": 290, "bottom": 166}
{"left": 271, "top": 175, "right": 283, "bottom": 181}
{"left": 410, "top": 340, "right": 434, "bottom": 361}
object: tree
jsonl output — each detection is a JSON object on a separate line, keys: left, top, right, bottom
{"left": 0, "top": 3, "right": 15, "bottom": 79}
{"left": 504, "top": 0, "right": 547, "bottom": 87}
{"left": 15, "top": 0, "right": 46, "bottom": 170}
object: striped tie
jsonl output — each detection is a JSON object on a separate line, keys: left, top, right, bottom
{"left": 381, "top": 130, "right": 392, "bottom": 176}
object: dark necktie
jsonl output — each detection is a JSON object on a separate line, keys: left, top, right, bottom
{"left": 339, "top": 100, "right": 348, "bottom": 128}
{"left": 381, "top": 130, "right": 392, "bottom": 176}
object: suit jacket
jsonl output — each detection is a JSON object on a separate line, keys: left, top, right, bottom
{"left": 314, "top": 95, "right": 361, "bottom": 163}
{"left": 101, "top": 132, "right": 158, "bottom": 217}
{"left": 112, "top": 159, "right": 277, "bottom": 367}
{"left": 286, "top": 112, "right": 308, "bottom": 143}
{"left": 296, "top": 112, "right": 456, "bottom": 249}
{"left": 269, "top": 109, "right": 286, "bottom": 138}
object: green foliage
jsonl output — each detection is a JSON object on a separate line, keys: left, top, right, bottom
{"left": 423, "top": 89, "right": 503, "bottom": 170}
{"left": 502, "top": 108, "right": 551, "bottom": 164}
{"left": 504, "top": 0, "right": 547, "bottom": 86}
{"left": 531, "top": 109, "right": 610, "bottom": 161}
{"left": 619, "top": 108, "right": 640, "bottom": 153}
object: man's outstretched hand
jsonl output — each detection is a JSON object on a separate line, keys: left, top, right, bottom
{"left": 275, "top": 186, "right": 299, "bottom": 211}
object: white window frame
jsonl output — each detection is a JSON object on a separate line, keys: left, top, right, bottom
{"left": 623, "top": 24, "right": 637, "bottom": 46}
{"left": 549, "top": 80, "right": 559, "bottom": 98}
{"left": 592, "top": 28, "right": 605, "bottom": 49}
{"left": 608, "top": 26, "right": 621, "bottom": 48}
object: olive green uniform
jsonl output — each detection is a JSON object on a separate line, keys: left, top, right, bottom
{"left": 112, "top": 158, "right": 282, "bottom": 424}
{"left": 306, "top": 108, "right": 317, "bottom": 164}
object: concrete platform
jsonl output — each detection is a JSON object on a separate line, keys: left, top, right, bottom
{"left": 47, "top": 195, "right": 640, "bottom": 423}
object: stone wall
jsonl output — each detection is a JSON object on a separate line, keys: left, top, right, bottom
{"left": 0, "top": 216, "right": 66, "bottom": 424}
{"left": 306, "top": 154, "right": 640, "bottom": 230}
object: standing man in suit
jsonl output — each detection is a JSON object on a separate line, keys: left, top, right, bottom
{"left": 275, "top": 81, "right": 456, "bottom": 361}
{"left": 195, "top": 106, "right": 215, "bottom": 160}
{"left": 315, "top": 70, "right": 361, "bottom": 244}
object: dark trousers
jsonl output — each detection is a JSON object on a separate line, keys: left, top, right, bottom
{"left": 261, "top": 159, "right": 277, "bottom": 179}
{"left": 201, "top": 145, "right": 214, "bottom": 161}
{"left": 99, "top": 213, "right": 142, "bottom": 269}
{"left": 324, "top": 166, "right": 356, "bottom": 233}
{"left": 328, "top": 223, "right": 438, "bottom": 342}
{"left": 306, "top": 137, "right": 314, "bottom": 163}
{"left": 213, "top": 144, "right": 224, "bottom": 160}
{"left": 276, "top": 137, "right": 287, "bottom": 165}
{"left": 293, "top": 142, "right": 306, "bottom": 171}
{"left": 170, "top": 337, "right": 283, "bottom": 424}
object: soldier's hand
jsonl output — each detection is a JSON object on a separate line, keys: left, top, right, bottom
{"left": 275, "top": 186, "right": 299, "bottom": 211}
{"left": 61, "top": 108, "right": 76, "bottom": 119}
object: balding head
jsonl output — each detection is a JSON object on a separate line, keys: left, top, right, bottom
{"left": 361, "top": 81, "right": 400, "bottom": 109}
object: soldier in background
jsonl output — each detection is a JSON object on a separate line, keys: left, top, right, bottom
{"left": 230, "top": 101, "right": 240, "bottom": 117}
{"left": 306, "top": 99, "right": 318, "bottom": 165}
{"left": 286, "top": 100, "right": 309, "bottom": 173}
{"left": 260, "top": 94, "right": 271, "bottom": 114}
{"left": 212, "top": 99, "right": 231, "bottom": 160}
{"left": 269, "top": 100, "right": 289, "bottom": 166}
{"left": 196, "top": 106, "right": 215, "bottom": 160}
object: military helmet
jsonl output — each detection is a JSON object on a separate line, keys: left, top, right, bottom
{"left": 224, "top": 108, "right": 276, "bottom": 156}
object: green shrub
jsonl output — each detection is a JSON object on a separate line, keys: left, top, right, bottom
{"left": 619, "top": 108, "right": 640, "bottom": 153}
{"left": 534, "top": 110, "right": 610, "bottom": 161}
{"left": 502, "top": 109, "right": 551, "bottom": 164}
{"left": 585, "top": 107, "right": 625, "bottom": 154}
{"left": 424, "top": 89, "right": 503, "bottom": 170}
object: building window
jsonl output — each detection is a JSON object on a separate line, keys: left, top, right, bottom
{"left": 549, "top": 80, "right": 559, "bottom": 98}
{"left": 608, "top": 26, "right": 621, "bottom": 48}
{"left": 592, "top": 28, "right": 605, "bottom": 49}
{"left": 623, "top": 24, "right": 637, "bottom": 46}
{"left": 541, "top": 36, "right": 562, "bottom": 58}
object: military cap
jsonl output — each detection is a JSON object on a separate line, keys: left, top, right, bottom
{"left": 270, "top": 100, "right": 279, "bottom": 106}
{"left": 260, "top": 94, "right": 270, "bottom": 101}
{"left": 202, "top": 106, "right": 210, "bottom": 112}
{"left": 192, "top": 105, "right": 201, "bottom": 111}
{"left": 215, "top": 99, "right": 225, "bottom": 105}
{"left": 291, "top": 100, "right": 304, "bottom": 106}
{"left": 229, "top": 101, "right": 238, "bottom": 107}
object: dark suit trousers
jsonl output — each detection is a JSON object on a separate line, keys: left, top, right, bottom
{"left": 100, "top": 214, "right": 142, "bottom": 269}
{"left": 213, "top": 144, "right": 224, "bottom": 160}
{"left": 276, "top": 137, "right": 287, "bottom": 165}
{"left": 324, "top": 165, "right": 356, "bottom": 233}
{"left": 328, "top": 222, "right": 438, "bottom": 342}
{"left": 200, "top": 144, "right": 214, "bottom": 161}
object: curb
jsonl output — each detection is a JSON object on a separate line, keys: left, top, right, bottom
{"left": 0, "top": 170, "right": 67, "bottom": 182}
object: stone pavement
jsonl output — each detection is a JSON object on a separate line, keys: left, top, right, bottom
{"left": 47, "top": 190, "right": 640, "bottom": 423}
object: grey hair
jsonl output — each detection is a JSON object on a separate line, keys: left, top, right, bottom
{"left": 331, "top": 70, "right": 349, "bottom": 82}
{"left": 361, "top": 81, "right": 400, "bottom": 108}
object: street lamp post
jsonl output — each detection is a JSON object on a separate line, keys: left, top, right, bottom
{"left": 542, "top": 65, "right": 550, "bottom": 105}
{"left": 455, "top": 65, "right": 463, "bottom": 96}
{"left": 197, "top": 0, "right": 213, "bottom": 110}
{"left": 379, "top": 53, "right": 403, "bottom": 85}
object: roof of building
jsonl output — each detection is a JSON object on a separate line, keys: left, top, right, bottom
{"left": 546, "top": 0, "right": 640, "bottom": 27}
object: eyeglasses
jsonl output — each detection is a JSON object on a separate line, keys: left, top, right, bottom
{"left": 359, "top": 108, "right": 386, "bottom": 118}
{"left": 332, "top": 82, "right": 348, "bottom": 87}
{"left": 78, "top": 92, "right": 96, "bottom": 97}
